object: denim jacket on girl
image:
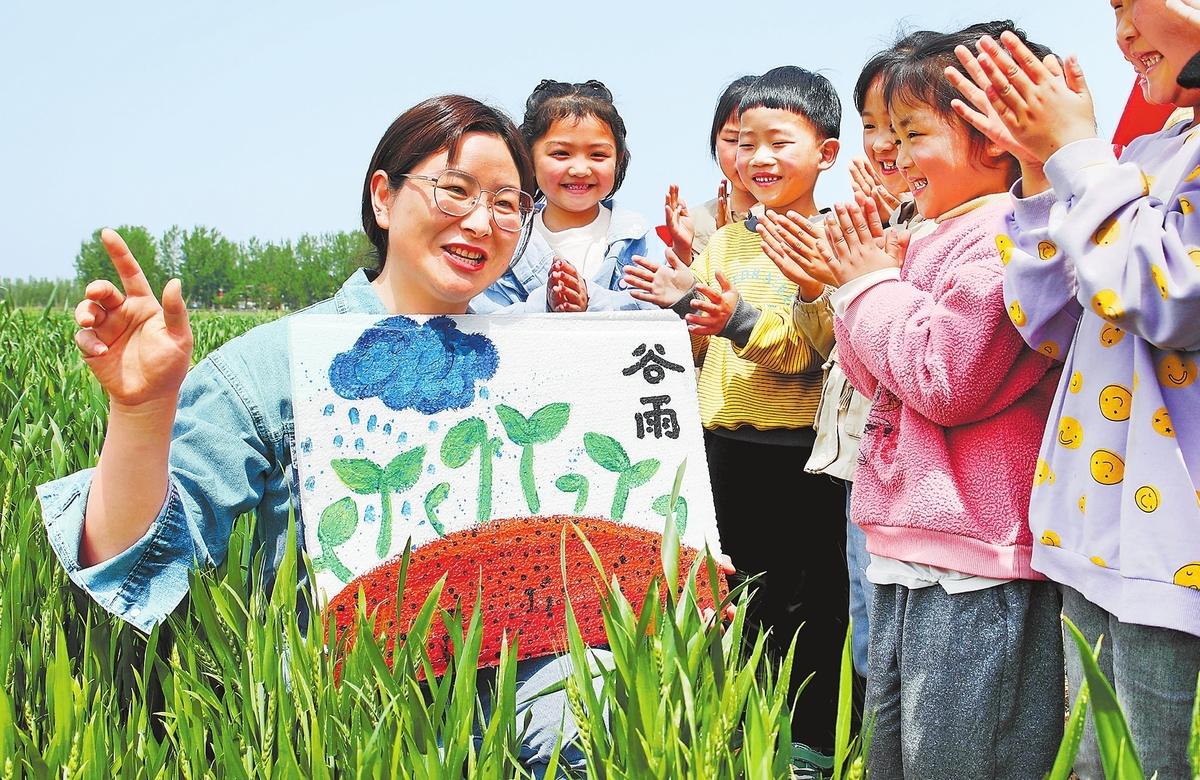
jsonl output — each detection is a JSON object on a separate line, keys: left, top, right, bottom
{"left": 470, "top": 200, "right": 660, "bottom": 313}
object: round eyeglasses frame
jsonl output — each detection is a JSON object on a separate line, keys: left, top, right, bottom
{"left": 400, "top": 170, "right": 534, "bottom": 233}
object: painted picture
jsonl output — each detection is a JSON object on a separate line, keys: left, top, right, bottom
{"left": 290, "top": 312, "right": 721, "bottom": 672}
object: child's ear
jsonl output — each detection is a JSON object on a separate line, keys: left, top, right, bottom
{"left": 817, "top": 138, "right": 840, "bottom": 171}
{"left": 983, "top": 140, "right": 1010, "bottom": 166}
{"left": 370, "top": 170, "right": 392, "bottom": 230}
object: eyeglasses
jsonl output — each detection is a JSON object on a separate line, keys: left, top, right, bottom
{"left": 400, "top": 170, "right": 534, "bottom": 233}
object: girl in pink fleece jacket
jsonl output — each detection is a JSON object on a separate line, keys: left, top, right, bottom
{"left": 809, "top": 27, "right": 1064, "bottom": 780}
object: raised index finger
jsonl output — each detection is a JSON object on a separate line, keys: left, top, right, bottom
{"left": 100, "top": 228, "right": 154, "bottom": 298}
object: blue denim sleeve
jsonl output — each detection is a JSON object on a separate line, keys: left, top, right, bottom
{"left": 37, "top": 470, "right": 197, "bottom": 632}
{"left": 36, "top": 355, "right": 279, "bottom": 632}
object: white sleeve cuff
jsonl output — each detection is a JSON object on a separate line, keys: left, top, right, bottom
{"left": 830, "top": 268, "right": 902, "bottom": 319}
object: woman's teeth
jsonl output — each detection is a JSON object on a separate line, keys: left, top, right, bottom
{"left": 447, "top": 247, "right": 484, "bottom": 265}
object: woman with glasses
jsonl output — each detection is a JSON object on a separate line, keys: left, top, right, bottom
{"left": 39, "top": 95, "right": 595, "bottom": 775}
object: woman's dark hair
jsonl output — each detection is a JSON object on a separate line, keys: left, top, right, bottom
{"left": 738, "top": 65, "right": 842, "bottom": 141}
{"left": 520, "top": 79, "right": 631, "bottom": 199}
{"left": 883, "top": 21, "right": 1055, "bottom": 186}
{"left": 360, "top": 94, "right": 535, "bottom": 269}
{"left": 853, "top": 30, "right": 941, "bottom": 113}
{"left": 709, "top": 75, "right": 757, "bottom": 160}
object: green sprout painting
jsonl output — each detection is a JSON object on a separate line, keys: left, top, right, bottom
{"left": 495, "top": 402, "right": 570, "bottom": 514}
{"left": 441, "top": 416, "right": 502, "bottom": 524}
{"left": 330, "top": 445, "right": 427, "bottom": 559}
{"left": 555, "top": 473, "right": 590, "bottom": 513}
{"left": 312, "top": 497, "right": 357, "bottom": 582}
{"left": 583, "top": 432, "right": 660, "bottom": 520}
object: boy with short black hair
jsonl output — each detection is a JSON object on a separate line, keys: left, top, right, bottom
{"left": 625, "top": 64, "right": 848, "bottom": 757}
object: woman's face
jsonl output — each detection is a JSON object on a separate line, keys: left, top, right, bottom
{"left": 374, "top": 132, "right": 522, "bottom": 314}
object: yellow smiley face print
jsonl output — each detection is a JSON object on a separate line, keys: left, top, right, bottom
{"left": 1135, "top": 485, "right": 1162, "bottom": 512}
{"left": 1079, "top": 494, "right": 1087, "bottom": 513}
{"left": 1098, "top": 384, "right": 1133, "bottom": 421}
{"left": 1033, "top": 458, "right": 1055, "bottom": 486}
{"left": 1091, "top": 556, "right": 1108, "bottom": 568}
{"left": 1040, "top": 530, "right": 1061, "bottom": 547}
{"left": 1038, "top": 241, "right": 1058, "bottom": 260}
{"left": 1151, "top": 265, "right": 1169, "bottom": 300}
{"left": 1187, "top": 166, "right": 1200, "bottom": 183}
{"left": 1157, "top": 353, "right": 1199, "bottom": 389}
{"left": 1152, "top": 407, "right": 1175, "bottom": 437}
{"left": 1091, "top": 290, "right": 1126, "bottom": 323}
{"left": 1038, "top": 341, "right": 1060, "bottom": 359}
{"left": 1057, "top": 417, "right": 1083, "bottom": 448}
{"left": 1090, "top": 449, "right": 1126, "bottom": 485}
{"left": 1191, "top": 249, "right": 1200, "bottom": 269}
{"left": 996, "top": 234, "right": 1015, "bottom": 265}
{"left": 1099, "top": 323, "right": 1125, "bottom": 347}
{"left": 1092, "top": 217, "right": 1121, "bottom": 246}
{"left": 1175, "top": 563, "right": 1200, "bottom": 589}
{"left": 1008, "top": 300, "right": 1027, "bottom": 327}
{"left": 1069, "top": 371, "right": 1083, "bottom": 393}
{"left": 1181, "top": 196, "right": 1195, "bottom": 214}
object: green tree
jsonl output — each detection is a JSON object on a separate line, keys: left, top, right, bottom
{"left": 294, "top": 230, "right": 373, "bottom": 305}
{"left": 75, "top": 225, "right": 162, "bottom": 294}
{"left": 158, "top": 225, "right": 183, "bottom": 280}
{"left": 241, "top": 237, "right": 300, "bottom": 309}
{"left": 179, "top": 226, "right": 241, "bottom": 308}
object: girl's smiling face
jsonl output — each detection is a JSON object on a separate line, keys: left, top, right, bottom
{"left": 891, "top": 98, "right": 1012, "bottom": 220}
{"left": 861, "top": 79, "right": 907, "bottom": 198}
{"left": 1113, "top": 0, "right": 1200, "bottom": 107}
{"left": 532, "top": 114, "right": 619, "bottom": 229}
{"left": 715, "top": 114, "right": 751, "bottom": 194}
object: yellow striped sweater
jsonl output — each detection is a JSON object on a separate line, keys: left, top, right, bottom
{"left": 691, "top": 220, "right": 824, "bottom": 431}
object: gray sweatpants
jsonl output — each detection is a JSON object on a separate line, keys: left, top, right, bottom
{"left": 864, "top": 580, "right": 1064, "bottom": 780}
{"left": 1063, "top": 585, "right": 1200, "bottom": 780}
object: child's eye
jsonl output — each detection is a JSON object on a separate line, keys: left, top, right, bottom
{"left": 862, "top": 123, "right": 876, "bottom": 131}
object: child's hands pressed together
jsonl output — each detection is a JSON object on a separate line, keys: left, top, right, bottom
{"left": 664, "top": 184, "right": 695, "bottom": 265}
{"left": 548, "top": 257, "right": 589, "bottom": 312}
{"left": 953, "top": 32, "right": 1095, "bottom": 164}
{"left": 757, "top": 209, "right": 836, "bottom": 299}
{"left": 686, "top": 270, "right": 739, "bottom": 336}
{"left": 623, "top": 249, "right": 696, "bottom": 308}
{"left": 849, "top": 158, "right": 902, "bottom": 223}
{"left": 822, "top": 195, "right": 906, "bottom": 285}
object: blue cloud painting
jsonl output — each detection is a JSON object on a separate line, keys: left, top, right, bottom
{"left": 329, "top": 316, "right": 498, "bottom": 414}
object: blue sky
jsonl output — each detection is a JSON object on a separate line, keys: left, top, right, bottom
{"left": 0, "top": 1, "right": 1134, "bottom": 281}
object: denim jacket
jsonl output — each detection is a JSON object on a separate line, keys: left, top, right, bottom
{"left": 38, "top": 270, "right": 389, "bottom": 632}
{"left": 470, "top": 200, "right": 660, "bottom": 313}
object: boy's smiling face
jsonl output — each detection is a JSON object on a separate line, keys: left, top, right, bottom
{"left": 736, "top": 106, "right": 838, "bottom": 216}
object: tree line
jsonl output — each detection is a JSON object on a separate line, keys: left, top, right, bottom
{"left": 0, "top": 226, "right": 376, "bottom": 311}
